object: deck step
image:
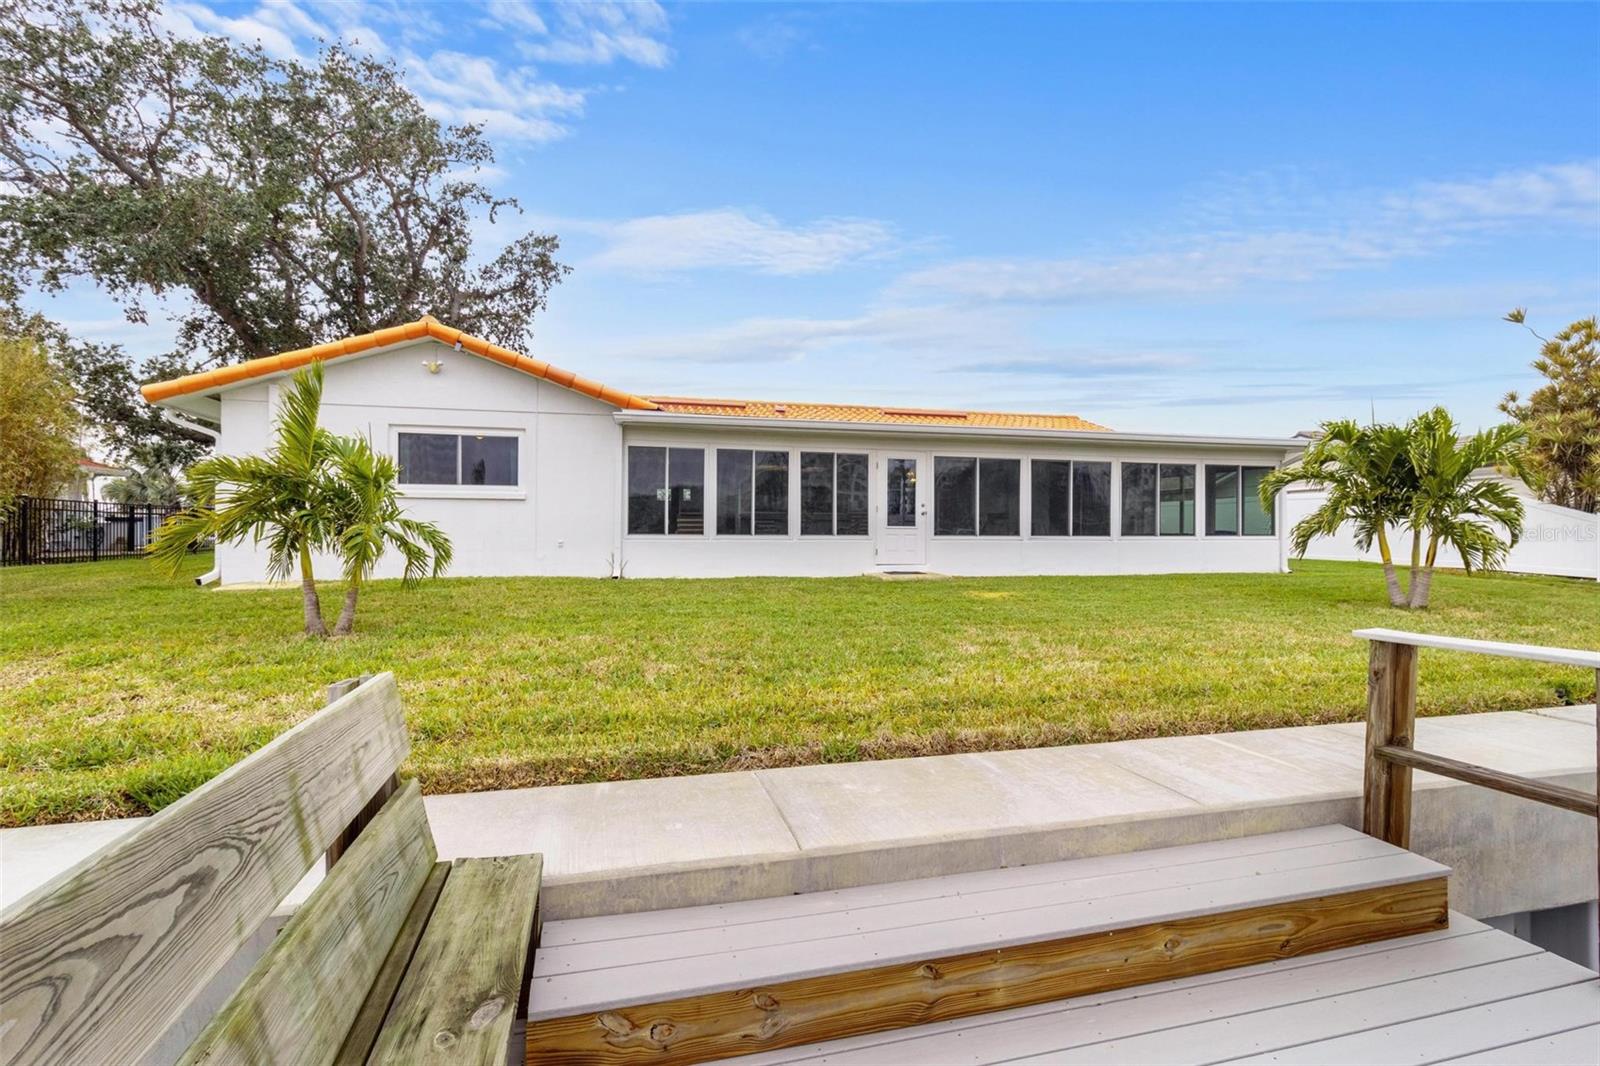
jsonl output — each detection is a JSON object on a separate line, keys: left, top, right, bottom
{"left": 524, "top": 825, "right": 1450, "bottom": 1065}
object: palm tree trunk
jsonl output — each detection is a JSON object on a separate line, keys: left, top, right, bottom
{"left": 1376, "top": 527, "right": 1407, "bottom": 607}
{"left": 299, "top": 543, "right": 328, "bottom": 637}
{"left": 1408, "top": 567, "right": 1435, "bottom": 609}
{"left": 333, "top": 579, "right": 360, "bottom": 636}
{"left": 1409, "top": 536, "right": 1441, "bottom": 609}
{"left": 1403, "top": 529, "right": 1424, "bottom": 610}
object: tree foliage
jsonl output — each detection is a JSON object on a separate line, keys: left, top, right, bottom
{"left": 1, "top": 0, "right": 567, "bottom": 456}
{"left": 1261, "top": 407, "right": 1526, "bottom": 609}
{"left": 1501, "top": 310, "right": 1600, "bottom": 514}
{"left": 0, "top": 335, "right": 81, "bottom": 507}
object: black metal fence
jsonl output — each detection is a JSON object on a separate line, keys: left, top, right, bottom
{"left": 0, "top": 496, "right": 183, "bottom": 567}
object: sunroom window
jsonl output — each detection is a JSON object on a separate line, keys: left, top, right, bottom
{"left": 397, "top": 432, "right": 517, "bottom": 486}
{"left": 800, "top": 452, "right": 869, "bottom": 535}
{"left": 1159, "top": 464, "right": 1196, "bottom": 536}
{"left": 718, "top": 449, "right": 789, "bottom": 535}
{"left": 627, "top": 446, "right": 705, "bottom": 535}
{"left": 935, "top": 457, "right": 1020, "bottom": 536}
{"left": 1207, "top": 464, "right": 1275, "bottom": 536}
{"left": 1031, "top": 460, "right": 1110, "bottom": 536}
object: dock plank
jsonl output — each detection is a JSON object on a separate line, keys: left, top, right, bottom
{"left": 537, "top": 825, "right": 1366, "bottom": 949}
{"left": 1441, "top": 1024, "right": 1600, "bottom": 1064}
{"left": 537, "top": 835, "right": 1405, "bottom": 975}
{"left": 1218, "top": 978, "right": 1600, "bottom": 1064}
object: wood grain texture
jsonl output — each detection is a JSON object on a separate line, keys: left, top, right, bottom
{"left": 334, "top": 861, "right": 452, "bottom": 1066}
{"left": 1362, "top": 640, "right": 1417, "bottom": 847}
{"left": 0, "top": 673, "right": 408, "bottom": 1066}
{"left": 522, "top": 876, "right": 1449, "bottom": 1066}
{"left": 369, "top": 854, "right": 544, "bottom": 1066}
{"left": 178, "top": 780, "right": 437, "bottom": 1066}
{"left": 1375, "top": 745, "right": 1599, "bottom": 816}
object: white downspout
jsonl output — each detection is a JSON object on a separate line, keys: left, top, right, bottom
{"left": 160, "top": 408, "right": 221, "bottom": 585}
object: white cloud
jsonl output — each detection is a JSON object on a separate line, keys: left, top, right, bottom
{"left": 895, "top": 161, "right": 1600, "bottom": 305}
{"left": 165, "top": 1, "right": 670, "bottom": 144}
{"left": 583, "top": 208, "right": 899, "bottom": 276}
{"left": 516, "top": 2, "right": 672, "bottom": 67}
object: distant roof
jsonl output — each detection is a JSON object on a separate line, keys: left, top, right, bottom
{"left": 77, "top": 457, "right": 129, "bottom": 476}
{"left": 647, "top": 397, "right": 1110, "bottom": 432}
{"left": 140, "top": 316, "right": 659, "bottom": 411}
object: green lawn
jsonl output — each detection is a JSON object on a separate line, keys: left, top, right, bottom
{"left": 1, "top": 554, "right": 1596, "bottom": 827}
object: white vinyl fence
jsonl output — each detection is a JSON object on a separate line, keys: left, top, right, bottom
{"left": 1280, "top": 488, "right": 1599, "bottom": 581}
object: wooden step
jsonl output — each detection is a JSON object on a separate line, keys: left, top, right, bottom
{"left": 524, "top": 825, "right": 1449, "bottom": 1064}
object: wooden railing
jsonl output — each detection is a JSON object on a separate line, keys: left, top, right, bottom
{"left": 1357, "top": 627, "right": 1599, "bottom": 956}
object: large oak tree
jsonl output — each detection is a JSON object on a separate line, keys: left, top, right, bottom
{"left": 1, "top": 0, "right": 568, "bottom": 454}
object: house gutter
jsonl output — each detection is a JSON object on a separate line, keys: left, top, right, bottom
{"left": 612, "top": 411, "right": 1305, "bottom": 452}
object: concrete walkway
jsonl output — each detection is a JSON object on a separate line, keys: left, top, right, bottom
{"left": 4, "top": 705, "right": 1595, "bottom": 923}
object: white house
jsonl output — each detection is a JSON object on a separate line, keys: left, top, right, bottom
{"left": 142, "top": 317, "right": 1304, "bottom": 585}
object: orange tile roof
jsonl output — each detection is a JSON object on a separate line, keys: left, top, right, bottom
{"left": 140, "top": 316, "right": 660, "bottom": 411}
{"left": 646, "top": 396, "right": 1110, "bottom": 432}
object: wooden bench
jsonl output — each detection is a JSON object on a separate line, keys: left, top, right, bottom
{"left": 0, "top": 673, "right": 543, "bottom": 1066}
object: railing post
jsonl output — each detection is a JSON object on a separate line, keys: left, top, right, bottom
{"left": 1362, "top": 639, "right": 1418, "bottom": 848}
{"left": 91, "top": 498, "right": 99, "bottom": 562}
{"left": 323, "top": 674, "right": 395, "bottom": 873}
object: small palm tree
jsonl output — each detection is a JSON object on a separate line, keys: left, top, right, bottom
{"left": 326, "top": 434, "right": 452, "bottom": 635}
{"left": 1401, "top": 407, "right": 1526, "bottom": 608}
{"left": 150, "top": 363, "right": 453, "bottom": 636}
{"left": 1259, "top": 419, "right": 1417, "bottom": 607}
{"left": 1261, "top": 408, "right": 1527, "bottom": 609}
{"left": 150, "top": 365, "right": 338, "bottom": 636}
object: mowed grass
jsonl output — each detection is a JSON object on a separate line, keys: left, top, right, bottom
{"left": 2, "top": 553, "right": 1596, "bottom": 827}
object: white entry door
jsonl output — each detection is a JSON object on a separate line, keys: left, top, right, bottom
{"left": 877, "top": 453, "right": 928, "bottom": 567}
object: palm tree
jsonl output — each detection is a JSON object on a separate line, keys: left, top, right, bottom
{"left": 326, "top": 434, "right": 452, "bottom": 635}
{"left": 1260, "top": 408, "right": 1527, "bottom": 609}
{"left": 150, "top": 365, "right": 338, "bottom": 636}
{"left": 1259, "top": 419, "right": 1417, "bottom": 607}
{"left": 1401, "top": 407, "right": 1526, "bottom": 608}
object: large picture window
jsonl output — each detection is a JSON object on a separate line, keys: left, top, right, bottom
{"left": 1207, "top": 464, "right": 1275, "bottom": 536}
{"left": 1159, "top": 464, "right": 1196, "bottom": 536}
{"left": 627, "top": 446, "right": 705, "bottom": 535}
{"left": 1030, "top": 460, "right": 1110, "bottom": 536}
{"left": 718, "top": 449, "right": 789, "bottom": 535}
{"left": 935, "top": 456, "right": 1020, "bottom": 536}
{"left": 800, "top": 452, "right": 869, "bottom": 535}
{"left": 1121, "top": 462, "right": 1158, "bottom": 536}
{"left": 398, "top": 431, "right": 518, "bottom": 487}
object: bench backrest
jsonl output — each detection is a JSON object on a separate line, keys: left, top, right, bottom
{"left": 0, "top": 673, "right": 411, "bottom": 1066}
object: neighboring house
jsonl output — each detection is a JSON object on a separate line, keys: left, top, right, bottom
{"left": 58, "top": 457, "right": 131, "bottom": 502}
{"left": 142, "top": 317, "right": 1303, "bottom": 586}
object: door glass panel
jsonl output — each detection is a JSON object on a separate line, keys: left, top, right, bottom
{"left": 886, "top": 458, "right": 917, "bottom": 528}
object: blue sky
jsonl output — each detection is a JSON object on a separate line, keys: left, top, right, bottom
{"left": 30, "top": 1, "right": 1600, "bottom": 436}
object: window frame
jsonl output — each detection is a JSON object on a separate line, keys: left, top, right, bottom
{"left": 798, "top": 451, "right": 872, "bottom": 538}
{"left": 715, "top": 447, "right": 791, "bottom": 537}
{"left": 1029, "top": 458, "right": 1112, "bottom": 538}
{"left": 932, "top": 454, "right": 1023, "bottom": 538}
{"left": 625, "top": 445, "right": 707, "bottom": 537}
{"left": 391, "top": 425, "right": 525, "bottom": 499}
{"left": 1206, "top": 463, "right": 1277, "bottom": 537}
{"left": 1116, "top": 461, "right": 1199, "bottom": 537}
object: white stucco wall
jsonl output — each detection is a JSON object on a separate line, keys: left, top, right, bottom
{"left": 214, "top": 338, "right": 620, "bottom": 584}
